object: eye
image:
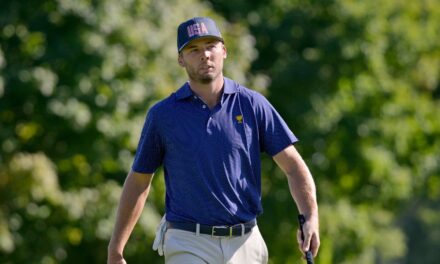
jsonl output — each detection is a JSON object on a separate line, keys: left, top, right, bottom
{"left": 207, "top": 44, "right": 216, "bottom": 50}
{"left": 189, "top": 48, "right": 199, "bottom": 54}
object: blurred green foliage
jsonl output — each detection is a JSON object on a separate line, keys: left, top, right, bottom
{"left": 1, "top": 0, "right": 439, "bottom": 263}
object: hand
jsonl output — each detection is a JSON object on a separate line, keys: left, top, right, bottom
{"left": 296, "top": 214, "right": 320, "bottom": 257}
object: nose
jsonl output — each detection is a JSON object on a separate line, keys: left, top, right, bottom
{"left": 201, "top": 48, "right": 211, "bottom": 61}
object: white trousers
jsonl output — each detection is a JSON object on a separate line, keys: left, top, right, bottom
{"left": 163, "top": 226, "right": 269, "bottom": 264}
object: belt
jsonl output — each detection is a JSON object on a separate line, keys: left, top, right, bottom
{"left": 167, "top": 220, "right": 256, "bottom": 237}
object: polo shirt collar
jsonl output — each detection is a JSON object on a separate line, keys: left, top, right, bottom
{"left": 175, "top": 82, "right": 194, "bottom": 100}
{"left": 223, "top": 77, "right": 239, "bottom": 94}
{"left": 175, "top": 77, "right": 239, "bottom": 101}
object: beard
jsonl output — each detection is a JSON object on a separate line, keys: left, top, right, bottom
{"left": 186, "top": 64, "right": 221, "bottom": 84}
{"left": 198, "top": 75, "right": 215, "bottom": 84}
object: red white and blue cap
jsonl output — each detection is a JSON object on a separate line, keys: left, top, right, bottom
{"left": 177, "top": 17, "right": 223, "bottom": 52}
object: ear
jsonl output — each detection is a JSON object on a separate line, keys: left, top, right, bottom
{"left": 222, "top": 44, "right": 227, "bottom": 59}
{"left": 178, "top": 54, "right": 185, "bottom": 67}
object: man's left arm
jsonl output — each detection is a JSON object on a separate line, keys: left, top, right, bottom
{"left": 273, "top": 145, "right": 320, "bottom": 257}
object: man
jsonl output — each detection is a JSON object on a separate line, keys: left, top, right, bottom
{"left": 108, "top": 17, "right": 319, "bottom": 264}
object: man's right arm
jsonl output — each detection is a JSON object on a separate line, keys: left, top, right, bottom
{"left": 107, "top": 170, "right": 154, "bottom": 264}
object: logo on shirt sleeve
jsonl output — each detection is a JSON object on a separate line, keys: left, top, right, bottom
{"left": 235, "top": 115, "right": 243, "bottom": 124}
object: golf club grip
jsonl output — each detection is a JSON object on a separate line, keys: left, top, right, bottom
{"left": 305, "top": 251, "right": 314, "bottom": 264}
{"left": 298, "top": 214, "right": 314, "bottom": 264}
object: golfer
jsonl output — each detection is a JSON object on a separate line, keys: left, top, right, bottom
{"left": 108, "top": 16, "right": 320, "bottom": 264}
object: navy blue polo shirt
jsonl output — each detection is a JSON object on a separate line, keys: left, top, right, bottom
{"left": 132, "top": 77, "right": 297, "bottom": 225}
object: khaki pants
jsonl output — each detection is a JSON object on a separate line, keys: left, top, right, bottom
{"left": 163, "top": 225, "right": 269, "bottom": 264}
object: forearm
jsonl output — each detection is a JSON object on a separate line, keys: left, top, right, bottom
{"left": 108, "top": 170, "right": 153, "bottom": 255}
{"left": 273, "top": 145, "right": 318, "bottom": 218}
{"left": 286, "top": 160, "right": 318, "bottom": 218}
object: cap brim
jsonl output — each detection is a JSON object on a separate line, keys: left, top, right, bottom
{"left": 178, "top": 35, "right": 224, "bottom": 53}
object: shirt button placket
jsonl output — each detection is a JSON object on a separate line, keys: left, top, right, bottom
{"left": 206, "top": 114, "right": 213, "bottom": 133}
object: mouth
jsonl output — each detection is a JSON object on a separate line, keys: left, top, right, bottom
{"left": 199, "top": 64, "right": 214, "bottom": 71}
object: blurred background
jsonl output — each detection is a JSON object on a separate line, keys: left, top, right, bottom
{"left": 1, "top": 0, "right": 439, "bottom": 263}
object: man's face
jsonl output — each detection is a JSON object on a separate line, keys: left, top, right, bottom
{"left": 178, "top": 37, "right": 227, "bottom": 84}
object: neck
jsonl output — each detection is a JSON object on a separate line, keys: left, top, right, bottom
{"left": 189, "top": 74, "right": 224, "bottom": 109}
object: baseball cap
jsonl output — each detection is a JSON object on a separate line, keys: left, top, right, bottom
{"left": 177, "top": 17, "right": 223, "bottom": 52}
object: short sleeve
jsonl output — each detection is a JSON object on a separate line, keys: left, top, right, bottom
{"left": 132, "top": 107, "right": 164, "bottom": 173}
{"left": 253, "top": 93, "right": 298, "bottom": 156}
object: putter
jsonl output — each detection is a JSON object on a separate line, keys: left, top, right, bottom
{"left": 298, "top": 214, "right": 314, "bottom": 264}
